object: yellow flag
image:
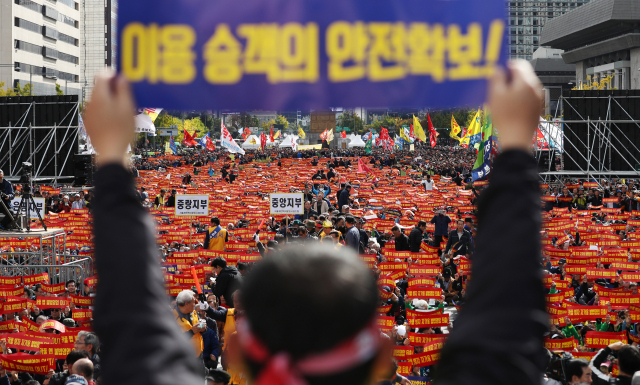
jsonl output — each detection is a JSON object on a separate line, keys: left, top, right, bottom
{"left": 326, "top": 129, "right": 334, "bottom": 143}
{"left": 298, "top": 127, "right": 306, "bottom": 139}
{"left": 412, "top": 115, "right": 427, "bottom": 142}
{"left": 274, "top": 130, "right": 281, "bottom": 139}
{"left": 460, "top": 109, "right": 481, "bottom": 147}
{"left": 450, "top": 115, "right": 461, "bottom": 140}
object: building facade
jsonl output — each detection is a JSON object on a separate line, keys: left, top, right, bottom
{"left": 507, "top": 0, "right": 592, "bottom": 61}
{"left": 80, "top": 0, "right": 117, "bottom": 102}
{"left": 530, "top": 47, "right": 576, "bottom": 115}
{"left": 540, "top": 0, "right": 640, "bottom": 90}
{"left": 0, "top": 0, "right": 82, "bottom": 96}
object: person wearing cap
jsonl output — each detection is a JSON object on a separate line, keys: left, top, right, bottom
{"left": 319, "top": 221, "right": 333, "bottom": 240}
{"left": 58, "top": 194, "right": 72, "bottom": 213}
{"left": 206, "top": 369, "right": 231, "bottom": 385}
{"left": 72, "top": 193, "right": 85, "bottom": 210}
{"left": 312, "top": 220, "right": 324, "bottom": 237}
{"left": 304, "top": 221, "right": 318, "bottom": 238}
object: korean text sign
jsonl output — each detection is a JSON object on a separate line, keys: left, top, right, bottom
{"left": 118, "top": 0, "right": 507, "bottom": 110}
{"left": 270, "top": 193, "right": 304, "bottom": 215}
{"left": 10, "top": 198, "right": 45, "bottom": 219}
{"left": 175, "top": 195, "right": 209, "bottom": 216}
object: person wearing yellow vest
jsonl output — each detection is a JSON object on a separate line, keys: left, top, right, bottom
{"left": 203, "top": 291, "right": 243, "bottom": 382}
{"left": 154, "top": 189, "right": 168, "bottom": 209}
{"left": 173, "top": 290, "right": 206, "bottom": 359}
{"left": 204, "top": 217, "right": 228, "bottom": 251}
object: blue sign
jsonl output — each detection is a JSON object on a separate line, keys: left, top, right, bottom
{"left": 119, "top": 0, "right": 507, "bottom": 110}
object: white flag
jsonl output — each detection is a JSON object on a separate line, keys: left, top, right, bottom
{"left": 220, "top": 121, "right": 245, "bottom": 155}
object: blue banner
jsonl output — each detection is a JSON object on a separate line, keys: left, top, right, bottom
{"left": 118, "top": 0, "right": 507, "bottom": 110}
{"left": 406, "top": 376, "right": 430, "bottom": 385}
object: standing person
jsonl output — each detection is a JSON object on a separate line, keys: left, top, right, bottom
{"left": 338, "top": 185, "right": 351, "bottom": 212}
{"left": 154, "top": 189, "right": 168, "bottom": 208}
{"left": 391, "top": 225, "right": 410, "bottom": 252}
{"left": 166, "top": 189, "right": 177, "bottom": 207}
{"left": 0, "top": 169, "right": 15, "bottom": 230}
{"left": 409, "top": 220, "right": 427, "bottom": 253}
{"left": 430, "top": 209, "right": 451, "bottom": 253}
{"left": 421, "top": 174, "right": 434, "bottom": 191}
{"left": 72, "top": 194, "right": 85, "bottom": 209}
{"left": 343, "top": 216, "right": 360, "bottom": 251}
{"left": 204, "top": 217, "right": 228, "bottom": 251}
{"left": 173, "top": 290, "right": 206, "bottom": 359}
{"left": 211, "top": 257, "right": 242, "bottom": 308}
{"left": 444, "top": 220, "right": 473, "bottom": 257}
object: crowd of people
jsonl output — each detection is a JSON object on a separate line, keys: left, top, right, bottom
{"left": 0, "top": 61, "right": 639, "bottom": 385}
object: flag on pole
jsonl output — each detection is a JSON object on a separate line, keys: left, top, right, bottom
{"left": 460, "top": 109, "right": 482, "bottom": 148}
{"left": 241, "top": 127, "right": 252, "bottom": 140}
{"left": 298, "top": 127, "right": 306, "bottom": 139}
{"left": 412, "top": 115, "right": 427, "bottom": 142}
{"left": 274, "top": 130, "right": 281, "bottom": 139}
{"left": 399, "top": 126, "right": 413, "bottom": 144}
{"left": 365, "top": 131, "right": 373, "bottom": 154}
{"left": 220, "top": 121, "right": 245, "bottom": 154}
{"left": 166, "top": 135, "right": 177, "bottom": 154}
{"left": 427, "top": 113, "right": 438, "bottom": 147}
{"left": 260, "top": 132, "right": 267, "bottom": 151}
{"left": 358, "top": 158, "right": 372, "bottom": 173}
{"left": 409, "top": 124, "right": 416, "bottom": 140}
{"left": 140, "top": 108, "right": 163, "bottom": 122}
{"left": 450, "top": 115, "right": 462, "bottom": 140}
{"left": 471, "top": 111, "right": 494, "bottom": 181}
{"left": 270, "top": 124, "right": 274, "bottom": 142}
{"left": 200, "top": 133, "right": 216, "bottom": 151}
{"left": 326, "top": 128, "right": 334, "bottom": 143}
{"left": 341, "top": 131, "right": 347, "bottom": 139}
{"left": 182, "top": 129, "right": 198, "bottom": 147}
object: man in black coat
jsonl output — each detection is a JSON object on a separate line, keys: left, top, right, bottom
{"left": 408, "top": 220, "right": 427, "bottom": 253}
{"left": 444, "top": 219, "right": 473, "bottom": 257}
{"left": 211, "top": 257, "right": 243, "bottom": 308}
{"left": 391, "top": 225, "right": 410, "bottom": 252}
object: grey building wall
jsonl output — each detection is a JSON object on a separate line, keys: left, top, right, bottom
{"left": 632, "top": 48, "right": 640, "bottom": 90}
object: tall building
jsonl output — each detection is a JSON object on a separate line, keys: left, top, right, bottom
{"left": 540, "top": 0, "right": 640, "bottom": 90}
{"left": 0, "top": 0, "right": 82, "bottom": 96}
{"left": 80, "top": 0, "right": 117, "bottom": 102}
{"left": 507, "top": 0, "right": 592, "bottom": 61}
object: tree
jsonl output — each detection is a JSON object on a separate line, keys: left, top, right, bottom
{"left": 365, "top": 115, "right": 400, "bottom": 133}
{"left": 0, "top": 82, "right": 17, "bottom": 97}
{"left": 14, "top": 82, "right": 33, "bottom": 96}
{"left": 336, "top": 111, "right": 365, "bottom": 134}
{"left": 261, "top": 115, "right": 289, "bottom": 131}
{"left": 55, "top": 84, "right": 64, "bottom": 95}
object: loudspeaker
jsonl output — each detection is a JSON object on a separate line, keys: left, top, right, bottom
{"left": 73, "top": 154, "right": 95, "bottom": 186}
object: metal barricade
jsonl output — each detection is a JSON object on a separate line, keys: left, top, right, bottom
{"left": 0, "top": 257, "right": 92, "bottom": 288}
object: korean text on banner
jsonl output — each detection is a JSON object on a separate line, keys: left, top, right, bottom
{"left": 9, "top": 198, "right": 46, "bottom": 219}
{"left": 270, "top": 193, "right": 304, "bottom": 215}
{"left": 175, "top": 195, "right": 209, "bottom": 216}
{"left": 118, "top": 0, "right": 507, "bottom": 111}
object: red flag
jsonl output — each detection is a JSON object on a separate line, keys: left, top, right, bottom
{"left": 341, "top": 131, "right": 347, "bottom": 139}
{"left": 409, "top": 124, "right": 416, "bottom": 139}
{"left": 270, "top": 124, "right": 274, "bottom": 142}
{"left": 358, "top": 158, "right": 372, "bottom": 174}
{"left": 242, "top": 127, "right": 252, "bottom": 141}
{"left": 182, "top": 129, "right": 198, "bottom": 147}
{"left": 205, "top": 135, "right": 216, "bottom": 151}
{"left": 260, "top": 132, "right": 267, "bottom": 151}
{"left": 427, "top": 114, "right": 437, "bottom": 148}
{"left": 320, "top": 128, "right": 328, "bottom": 142}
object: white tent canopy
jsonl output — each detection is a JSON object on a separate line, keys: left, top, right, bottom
{"left": 242, "top": 135, "right": 260, "bottom": 149}
{"left": 279, "top": 135, "right": 299, "bottom": 149}
{"left": 347, "top": 134, "right": 366, "bottom": 148}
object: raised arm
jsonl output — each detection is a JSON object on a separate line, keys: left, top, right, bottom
{"left": 436, "top": 61, "right": 547, "bottom": 385}
{"left": 86, "top": 74, "right": 200, "bottom": 385}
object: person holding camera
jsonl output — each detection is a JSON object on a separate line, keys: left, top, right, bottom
{"left": 0, "top": 169, "right": 15, "bottom": 230}
{"left": 173, "top": 290, "right": 207, "bottom": 361}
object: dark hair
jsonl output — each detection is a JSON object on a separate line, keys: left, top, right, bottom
{"left": 464, "top": 218, "right": 473, "bottom": 224}
{"left": 74, "top": 358, "right": 94, "bottom": 380}
{"left": 417, "top": 220, "right": 427, "bottom": 228}
{"left": 211, "top": 257, "right": 227, "bottom": 269}
{"left": 211, "top": 217, "right": 221, "bottom": 226}
{"left": 618, "top": 345, "right": 640, "bottom": 375}
{"left": 66, "top": 350, "right": 90, "bottom": 366}
{"left": 241, "top": 245, "right": 379, "bottom": 384}
{"left": 237, "top": 262, "right": 248, "bottom": 272}
{"left": 345, "top": 216, "right": 356, "bottom": 225}
{"left": 66, "top": 279, "right": 76, "bottom": 288}
{"left": 565, "top": 359, "right": 589, "bottom": 381}
{"left": 391, "top": 225, "right": 400, "bottom": 232}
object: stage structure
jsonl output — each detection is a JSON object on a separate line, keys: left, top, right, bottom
{"left": 0, "top": 96, "right": 80, "bottom": 184}
{"left": 537, "top": 90, "right": 640, "bottom": 188}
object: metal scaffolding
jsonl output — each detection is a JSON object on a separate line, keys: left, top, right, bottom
{"left": 0, "top": 100, "right": 79, "bottom": 184}
{"left": 537, "top": 94, "right": 640, "bottom": 188}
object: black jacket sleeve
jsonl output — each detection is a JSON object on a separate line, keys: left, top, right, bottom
{"left": 213, "top": 272, "right": 229, "bottom": 303}
{"left": 435, "top": 150, "right": 547, "bottom": 385}
{"left": 205, "top": 307, "right": 228, "bottom": 322}
{"left": 589, "top": 347, "right": 613, "bottom": 385}
{"left": 93, "top": 164, "right": 200, "bottom": 385}
{"left": 203, "top": 230, "right": 210, "bottom": 249}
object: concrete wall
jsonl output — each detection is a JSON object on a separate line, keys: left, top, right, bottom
{"left": 631, "top": 48, "right": 640, "bottom": 90}
{"left": 575, "top": 61, "right": 588, "bottom": 87}
{"left": 0, "top": 0, "right": 12, "bottom": 91}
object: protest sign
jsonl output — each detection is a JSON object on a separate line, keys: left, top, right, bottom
{"left": 118, "top": 0, "right": 507, "bottom": 110}
{"left": 270, "top": 193, "right": 304, "bottom": 215}
{"left": 175, "top": 195, "right": 209, "bottom": 216}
